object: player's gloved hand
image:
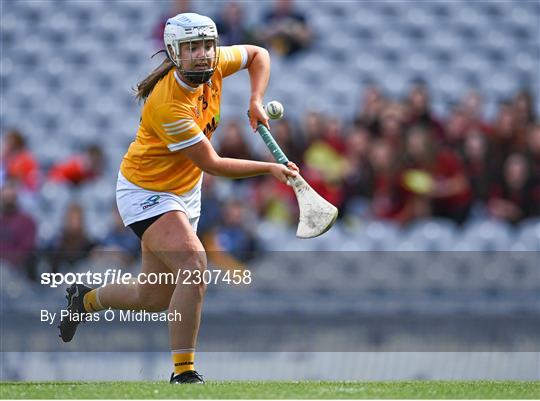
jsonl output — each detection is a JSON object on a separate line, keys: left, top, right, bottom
{"left": 269, "top": 162, "right": 299, "bottom": 184}
{"left": 248, "top": 100, "right": 270, "bottom": 132}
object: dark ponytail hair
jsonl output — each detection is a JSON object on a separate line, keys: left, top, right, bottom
{"left": 135, "top": 51, "right": 175, "bottom": 101}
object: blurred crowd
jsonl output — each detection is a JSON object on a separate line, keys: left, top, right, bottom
{"left": 2, "top": 83, "right": 538, "bottom": 280}
{"left": 1, "top": 0, "right": 539, "bottom": 281}
{"left": 212, "top": 83, "right": 540, "bottom": 229}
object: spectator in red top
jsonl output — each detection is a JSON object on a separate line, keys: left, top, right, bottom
{"left": 48, "top": 144, "right": 105, "bottom": 186}
{"left": 1, "top": 129, "right": 40, "bottom": 191}
{"left": 0, "top": 178, "right": 37, "bottom": 280}
{"left": 488, "top": 153, "right": 540, "bottom": 223}
{"left": 402, "top": 126, "right": 472, "bottom": 224}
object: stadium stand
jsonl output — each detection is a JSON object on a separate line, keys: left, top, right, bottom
{"left": 1, "top": 0, "right": 539, "bottom": 317}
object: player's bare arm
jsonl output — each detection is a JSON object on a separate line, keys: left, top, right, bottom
{"left": 181, "top": 135, "right": 298, "bottom": 184}
{"left": 242, "top": 45, "right": 271, "bottom": 131}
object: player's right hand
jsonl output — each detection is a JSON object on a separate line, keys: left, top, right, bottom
{"left": 248, "top": 100, "right": 270, "bottom": 131}
{"left": 269, "top": 162, "right": 298, "bottom": 184}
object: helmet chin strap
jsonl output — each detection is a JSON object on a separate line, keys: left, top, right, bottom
{"left": 181, "top": 69, "right": 214, "bottom": 85}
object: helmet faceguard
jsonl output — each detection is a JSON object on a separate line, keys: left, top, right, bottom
{"left": 164, "top": 13, "right": 220, "bottom": 86}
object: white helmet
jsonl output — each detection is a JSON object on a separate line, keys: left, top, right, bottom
{"left": 164, "top": 13, "right": 219, "bottom": 85}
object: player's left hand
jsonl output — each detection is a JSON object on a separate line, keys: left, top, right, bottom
{"left": 249, "top": 100, "right": 270, "bottom": 131}
{"left": 287, "top": 161, "right": 299, "bottom": 173}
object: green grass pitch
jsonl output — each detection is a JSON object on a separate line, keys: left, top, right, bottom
{"left": 1, "top": 381, "right": 539, "bottom": 399}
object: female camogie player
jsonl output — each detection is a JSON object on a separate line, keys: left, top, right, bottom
{"left": 58, "top": 13, "right": 298, "bottom": 384}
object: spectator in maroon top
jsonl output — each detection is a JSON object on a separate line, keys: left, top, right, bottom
{"left": 488, "top": 153, "right": 539, "bottom": 223}
{"left": 47, "top": 202, "right": 95, "bottom": 274}
{"left": 379, "top": 104, "right": 406, "bottom": 149}
{"left": 461, "top": 130, "right": 494, "bottom": 205}
{"left": 525, "top": 124, "right": 540, "bottom": 187}
{"left": 444, "top": 105, "right": 469, "bottom": 150}
{"left": 401, "top": 126, "right": 472, "bottom": 224}
{"left": 405, "top": 80, "right": 445, "bottom": 141}
{"left": 218, "top": 120, "right": 253, "bottom": 161}
{"left": 300, "top": 110, "right": 325, "bottom": 147}
{"left": 0, "top": 178, "right": 37, "bottom": 280}
{"left": 320, "top": 117, "right": 346, "bottom": 155}
{"left": 269, "top": 118, "right": 306, "bottom": 166}
{"left": 353, "top": 82, "right": 385, "bottom": 135}
{"left": 490, "top": 102, "right": 525, "bottom": 168}
{"left": 459, "top": 90, "right": 492, "bottom": 136}
{"left": 512, "top": 90, "right": 536, "bottom": 129}
{"left": 217, "top": 119, "right": 254, "bottom": 186}
{"left": 341, "top": 125, "right": 372, "bottom": 216}
{"left": 368, "top": 139, "right": 411, "bottom": 222}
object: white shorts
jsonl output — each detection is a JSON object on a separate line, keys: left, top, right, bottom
{"left": 116, "top": 172, "right": 202, "bottom": 232}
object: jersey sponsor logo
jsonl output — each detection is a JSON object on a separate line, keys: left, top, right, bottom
{"left": 140, "top": 195, "right": 161, "bottom": 210}
{"left": 174, "top": 361, "right": 194, "bottom": 366}
{"left": 203, "top": 114, "right": 220, "bottom": 136}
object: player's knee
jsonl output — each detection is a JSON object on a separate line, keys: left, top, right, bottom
{"left": 176, "top": 254, "right": 207, "bottom": 295}
{"left": 159, "top": 244, "right": 206, "bottom": 273}
{"left": 184, "top": 248, "right": 207, "bottom": 271}
{"left": 173, "top": 249, "right": 206, "bottom": 275}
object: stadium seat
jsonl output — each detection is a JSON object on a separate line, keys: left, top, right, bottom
{"left": 255, "top": 222, "right": 296, "bottom": 252}
{"left": 461, "top": 219, "right": 515, "bottom": 251}
{"left": 402, "top": 219, "right": 458, "bottom": 251}
{"left": 514, "top": 218, "right": 540, "bottom": 251}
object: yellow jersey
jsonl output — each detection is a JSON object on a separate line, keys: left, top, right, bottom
{"left": 120, "top": 45, "right": 248, "bottom": 195}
